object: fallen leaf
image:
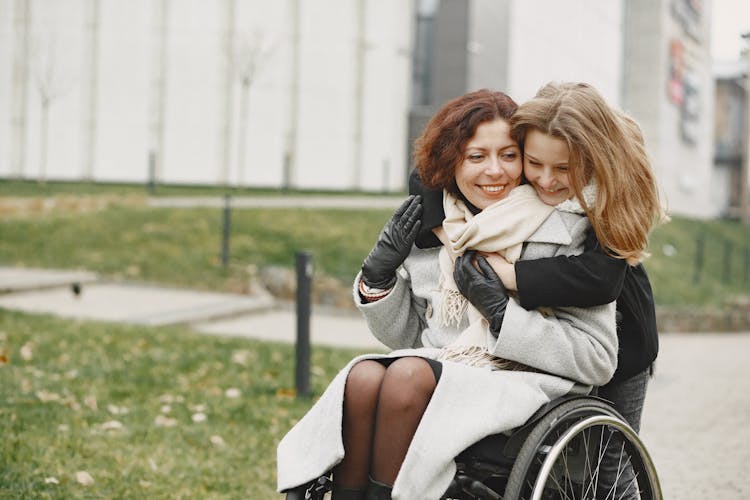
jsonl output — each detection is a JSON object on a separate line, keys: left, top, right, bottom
{"left": 209, "top": 435, "right": 226, "bottom": 448}
{"left": 84, "top": 395, "right": 98, "bottom": 410}
{"left": 224, "top": 388, "right": 241, "bottom": 399}
{"left": 36, "top": 390, "right": 61, "bottom": 403}
{"left": 44, "top": 477, "right": 60, "bottom": 485}
{"left": 160, "top": 404, "right": 171, "bottom": 414}
{"left": 154, "top": 415, "right": 177, "bottom": 427}
{"left": 75, "top": 470, "right": 94, "bottom": 486}
{"left": 231, "top": 350, "right": 251, "bottom": 366}
{"left": 276, "top": 387, "right": 297, "bottom": 398}
{"left": 191, "top": 412, "right": 207, "bottom": 423}
{"left": 107, "top": 404, "right": 129, "bottom": 415}
{"left": 100, "top": 420, "right": 124, "bottom": 431}
{"left": 20, "top": 342, "right": 33, "bottom": 361}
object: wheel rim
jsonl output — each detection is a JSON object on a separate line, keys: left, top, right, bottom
{"left": 529, "top": 415, "right": 661, "bottom": 500}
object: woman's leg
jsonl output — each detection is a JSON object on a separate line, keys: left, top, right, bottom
{"left": 598, "top": 369, "right": 650, "bottom": 433}
{"left": 596, "top": 369, "right": 651, "bottom": 499}
{"left": 370, "top": 357, "right": 438, "bottom": 486}
{"left": 333, "top": 360, "right": 387, "bottom": 490}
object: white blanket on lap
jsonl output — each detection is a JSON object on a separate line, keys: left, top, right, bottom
{"left": 276, "top": 348, "right": 578, "bottom": 499}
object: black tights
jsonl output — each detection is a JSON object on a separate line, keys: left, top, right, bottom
{"left": 332, "top": 357, "right": 441, "bottom": 489}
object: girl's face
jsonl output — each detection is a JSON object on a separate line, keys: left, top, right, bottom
{"left": 523, "top": 129, "right": 573, "bottom": 206}
{"left": 455, "top": 118, "right": 522, "bottom": 210}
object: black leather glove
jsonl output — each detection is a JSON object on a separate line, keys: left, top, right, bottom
{"left": 361, "top": 195, "right": 423, "bottom": 288}
{"left": 454, "top": 250, "right": 509, "bottom": 333}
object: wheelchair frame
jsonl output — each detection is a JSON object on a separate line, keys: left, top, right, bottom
{"left": 284, "top": 395, "right": 661, "bottom": 500}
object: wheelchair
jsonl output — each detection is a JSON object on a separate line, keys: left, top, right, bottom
{"left": 283, "top": 394, "right": 661, "bottom": 500}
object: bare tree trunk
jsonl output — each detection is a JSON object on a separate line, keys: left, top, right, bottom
{"left": 283, "top": 0, "right": 301, "bottom": 190}
{"left": 39, "top": 98, "right": 49, "bottom": 183}
{"left": 81, "top": 0, "right": 101, "bottom": 181}
{"left": 220, "top": 0, "right": 236, "bottom": 187}
{"left": 742, "top": 35, "right": 750, "bottom": 225}
{"left": 237, "top": 80, "right": 250, "bottom": 186}
{"left": 351, "top": 0, "right": 366, "bottom": 190}
{"left": 11, "top": 0, "right": 31, "bottom": 179}
{"left": 149, "top": 0, "right": 169, "bottom": 184}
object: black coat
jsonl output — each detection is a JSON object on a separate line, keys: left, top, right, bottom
{"left": 515, "top": 230, "right": 658, "bottom": 384}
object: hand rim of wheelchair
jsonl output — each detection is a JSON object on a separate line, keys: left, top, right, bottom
{"left": 503, "top": 398, "right": 662, "bottom": 500}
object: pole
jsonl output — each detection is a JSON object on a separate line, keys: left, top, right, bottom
{"left": 742, "top": 32, "right": 750, "bottom": 224}
{"left": 220, "top": 193, "right": 231, "bottom": 267}
{"left": 722, "top": 239, "right": 733, "bottom": 283}
{"left": 693, "top": 233, "right": 704, "bottom": 284}
{"left": 295, "top": 251, "right": 312, "bottom": 398}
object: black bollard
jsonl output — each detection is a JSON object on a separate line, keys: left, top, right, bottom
{"left": 221, "top": 193, "right": 231, "bottom": 268}
{"left": 295, "top": 251, "right": 313, "bottom": 398}
{"left": 722, "top": 239, "right": 733, "bottom": 284}
{"left": 693, "top": 233, "right": 704, "bottom": 284}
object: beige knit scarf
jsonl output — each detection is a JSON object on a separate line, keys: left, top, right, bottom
{"left": 434, "top": 185, "right": 554, "bottom": 370}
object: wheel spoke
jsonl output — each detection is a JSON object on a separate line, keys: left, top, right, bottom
{"left": 504, "top": 401, "right": 661, "bottom": 500}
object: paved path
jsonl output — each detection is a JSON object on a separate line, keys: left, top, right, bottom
{"left": 640, "top": 332, "right": 750, "bottom": 499}
{"left": 148, "top": 195, "right": 404, "bottom": 210}
{"left": 2, "top": 267, "right": 749, "bottom": 498}
{"left": 0, "top": 267, "right": 378, "bottom": 349}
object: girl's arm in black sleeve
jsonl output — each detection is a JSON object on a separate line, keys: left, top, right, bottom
{"left": 515, "top": 229, "right": 628, "bottom": 310}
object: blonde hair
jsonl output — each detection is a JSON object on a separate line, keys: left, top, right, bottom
{"left": 510, "top": 82, "right": 666, "bottom": 264}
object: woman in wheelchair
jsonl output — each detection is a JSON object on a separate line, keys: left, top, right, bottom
{"left": 277, "top": 86, "right": 661, "bottom": 499}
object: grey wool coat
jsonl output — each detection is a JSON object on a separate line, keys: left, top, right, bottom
{"left": 276, "top": 210, "right": 618, "bottom": 499}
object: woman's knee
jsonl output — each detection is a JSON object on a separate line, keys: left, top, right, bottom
{"left": 344, "top": 360, "right": 386, "bottom": 408}
{"left": 380, "top": 357, "right": 437, "bottom": 408}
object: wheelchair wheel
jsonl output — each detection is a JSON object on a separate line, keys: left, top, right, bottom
{"left": 503, "top": 398, "right": 661, "bottom": 500}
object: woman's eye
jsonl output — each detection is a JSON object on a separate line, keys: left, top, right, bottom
{"left": 469, "top": 154, "right": 484, "bottom": 161}
{"left": 502, "top": 152, "right": 517, "bottom": 161}
{"left": 557, "top": 165, "right": 569, "bottom": 172}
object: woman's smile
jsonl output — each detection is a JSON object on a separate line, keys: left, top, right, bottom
{"left": 455, "top": 119, "right": 523, "bottom": 210}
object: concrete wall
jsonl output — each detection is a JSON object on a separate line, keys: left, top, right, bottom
{"left": 0, "top": 0, "right": 414, "bottom": 192}
{"left": 624, "top": 0, "right": 716, "bottom": 218}
{"left": 466, "top": 0, "right": 511, "bottom": 93}
{"left": 507, "top": 0, "right": 624, "bottom": 103}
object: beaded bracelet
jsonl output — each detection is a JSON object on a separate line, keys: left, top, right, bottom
{"left": 358, "top": 280, "right": 392, "bottom": 302}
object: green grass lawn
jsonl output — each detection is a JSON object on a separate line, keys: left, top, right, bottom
{"left": 1, "top": 180, "right": 749, "bottom": 497}
{"left": 0, "top": 310, "right": 367, "bottom": 498}
{"left": 0, "top": 204, "right": 389, "bottom": 296}
{"left": 0, "top": 192, "right": 748, "bottom": 307}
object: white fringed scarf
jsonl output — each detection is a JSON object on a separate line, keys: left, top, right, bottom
{"left": 434, "top": 185, "right": 554, "bottom": 369}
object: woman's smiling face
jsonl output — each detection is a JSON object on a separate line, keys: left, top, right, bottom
{"left": 455, "top": 119, "right": 523, "bottom": 210}
{"left": 523, "top": 129, "right": 573, "bottom": 206}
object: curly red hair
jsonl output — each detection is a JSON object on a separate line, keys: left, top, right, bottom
{"left": 413, "top": 89, "right": 518, "bottom": 194}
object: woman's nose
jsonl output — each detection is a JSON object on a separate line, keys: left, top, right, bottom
{"left": 485, "top": 156, "right": 504, "bottom": 175}
{"left": 538, "top": 169, "right": 556, "bottom": 188}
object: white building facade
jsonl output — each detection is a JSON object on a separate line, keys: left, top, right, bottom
{"left": 1, "top": 0, "right": 724, "bottom": 218}
{"left": 0, "top": 0, "right": 414, "bottom": 191}
{"left": 410, "top": 0, "right": 717, "bottom": 218}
